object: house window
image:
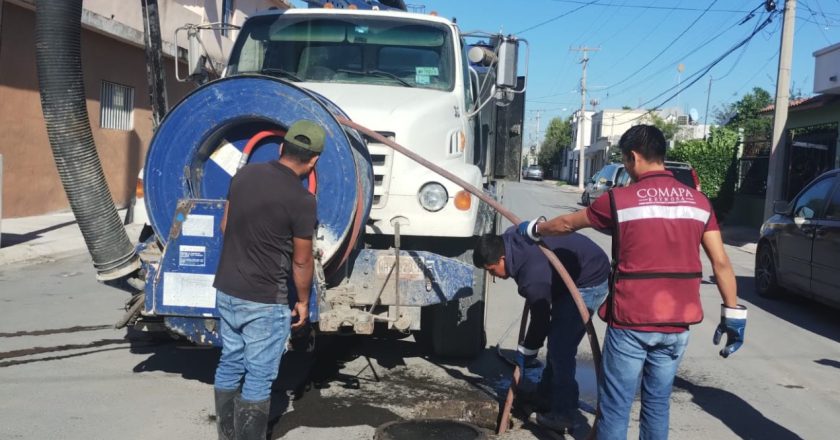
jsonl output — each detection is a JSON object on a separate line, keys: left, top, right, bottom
{"left": 222, "top": 0, "right": 235, "bottom": 37}
{"left": 100, "top": 81, "right": 134, "bottom": 131}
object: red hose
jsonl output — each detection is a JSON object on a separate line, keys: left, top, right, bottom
{"left": 240, "top": 129, "right": 317, "bottom": 195}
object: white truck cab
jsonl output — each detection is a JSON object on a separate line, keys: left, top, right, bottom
{"left": 226, "top": 8, "right": 485, "bottom": 238}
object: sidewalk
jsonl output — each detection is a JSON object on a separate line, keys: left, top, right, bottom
{"left": 720, "top": 224, "right": 760, "bottom": 255}
{"left": 0, "top": 210, "right": 143, "bottom": 266}
{"left": 540, "top": 179, "right": 584, "bottom": 194}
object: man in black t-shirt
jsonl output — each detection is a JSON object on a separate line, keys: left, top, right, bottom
{"left": 473, "top": 228, "right": 610, "bottom": 433}
{"left": 213, "top": 120, "right": 323, "bottom": 440}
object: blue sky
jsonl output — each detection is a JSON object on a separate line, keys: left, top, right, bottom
{"left": 290, "top": 1, "right": 839, "bottom": 145}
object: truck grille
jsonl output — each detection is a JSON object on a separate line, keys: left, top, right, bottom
{"left": 368, "top": 131, "right": 395, "bottom": 208}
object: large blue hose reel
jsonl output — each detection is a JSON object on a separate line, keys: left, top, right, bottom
{"left": 144, "top": 75, "right": 373, "bottom": 270}
{"left": 141, "top": 76, "right": 373, "bottom": 343}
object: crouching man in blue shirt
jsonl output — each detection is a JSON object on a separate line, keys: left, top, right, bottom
{"left": 474, "top": 227, "right": 610, "bottom": 433}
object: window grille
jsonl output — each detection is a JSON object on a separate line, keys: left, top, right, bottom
{"left": 100, "top": 81, "right": 134, "bottom": 131}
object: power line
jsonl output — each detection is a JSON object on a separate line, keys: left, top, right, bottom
{"left": 596, "top": 0, "right": 658, "bottom": 47}
{"left": 731, "top": 50, "right": 778, "bottom": 97}
{"left": 549, "top": 0, "right": 751, "bottom": 13}
{"left": 711, "top": 9, "right": 768, "bottom": 81}
{"left": 515, "top": 0, "right": 600, "bottom": 34}
{"left": 625, "top": 11, "right": 779, "bottom": 123}
{"left": 605, "top": 7, "right": 752, "bottom": 101}
{"left": 600, "top": 0, "right": 685, "bottom": 72}
{"left": 568, "top": 0, "right": 626, "bottom": 49}
{"left": 601, "top": 0, "right": 723, "bottom": 92}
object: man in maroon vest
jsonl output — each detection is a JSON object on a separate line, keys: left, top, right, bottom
{"left": 517, "top": 125, "right": 747, "bottom": 439}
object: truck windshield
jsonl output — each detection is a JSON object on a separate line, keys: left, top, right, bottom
{"left": 228, "top": 14, "right": 455, "bottom": 91}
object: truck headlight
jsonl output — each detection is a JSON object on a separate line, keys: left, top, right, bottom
{"left": 418, "top": 182, "right": 448, "bottom": 212}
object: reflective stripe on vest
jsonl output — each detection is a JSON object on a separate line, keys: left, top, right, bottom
{"left": 604, "top": 184, "right": 705, "bottom": 327}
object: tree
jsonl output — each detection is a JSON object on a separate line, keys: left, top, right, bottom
{"left": 713, "top": 87, "right": 773, "bottom": 139}
{"left": 644, "top": 112, "right": 679, "bottom": 141}
{"left": 667, "top": 126, "right": 740, "bottom": 217}
{"left": 537, "top": 117, "right": 572, "bottom": 172}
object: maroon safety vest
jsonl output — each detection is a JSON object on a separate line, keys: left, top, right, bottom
{"left": 597, "top": 172, "right": 713, "bottom": 328}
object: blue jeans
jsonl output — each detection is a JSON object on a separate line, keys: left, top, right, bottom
{"left": 539, "top": 280, "right": 609, "bottom": 416}
{"left": 214, "top": 290, "right": 292, "bottom": 402}
{"left": 597, "top": 328, "right": 690, "bottom": 440}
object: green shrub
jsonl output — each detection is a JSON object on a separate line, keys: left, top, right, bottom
{"left": 667, "top": 127, "right": 739, "bottom": 218}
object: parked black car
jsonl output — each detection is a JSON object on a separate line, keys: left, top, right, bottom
{"left": 756, "top": 169, "right": 840, "bottom": 308}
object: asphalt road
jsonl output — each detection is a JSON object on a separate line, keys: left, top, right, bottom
{"left": 1, "top": 180, "right": 839, "bottom": 439}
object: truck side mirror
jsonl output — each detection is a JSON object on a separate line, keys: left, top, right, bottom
{"left": 496, "top": 36, "right": 518, "bottom": 89}
{"left": 605, "top": 180, "right": 614, "bottom": 187}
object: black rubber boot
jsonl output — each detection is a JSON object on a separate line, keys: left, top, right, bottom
{"left": 214, "top": 388, "right": 238, "bottom": 440}
{"left": 234, "top": 396, "right": 270, "bottom": 440}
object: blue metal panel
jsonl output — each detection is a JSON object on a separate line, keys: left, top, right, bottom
{"left": 144, "top": 199, "right": 320, "bottom": 347}
{"left": 148, "top": 199, "right": 226, "bottom": 318}
{"left": 143, "top": 76, "right": 365, "bottom": 267}
{"left": 344, "top": 249, "right": 474, "bottom": 306}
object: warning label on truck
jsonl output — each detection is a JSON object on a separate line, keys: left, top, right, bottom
{"left": 179, "top": 245, "right": 206, "bottom": 267}
{"left": 162, "top": 272, "right": 216, "bottom": 308}
{"left": 210, "top": 140, "right": 243, "bottom": 176}
{"left": 182, "top": 214, "right": 214, "bottom": 238}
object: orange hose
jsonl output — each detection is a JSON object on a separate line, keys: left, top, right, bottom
{"left": 241, "top": 129, "right": 317, "bottom": 195}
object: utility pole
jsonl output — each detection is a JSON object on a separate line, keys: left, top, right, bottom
{"left": 571, "top": 46, "right": 599, "bottom": 189}
{"left": 141, "top": 0, "right": 169, "bottom": 128}
{"left": 764, "top": 0, "right": 796, "bottom": 220}
{"left": 703, "top": 76, "right": 713, "bottom": 141}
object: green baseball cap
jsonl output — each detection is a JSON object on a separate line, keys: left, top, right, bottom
{"left": 285, "top": 120, "right": 325, "bottom": 153}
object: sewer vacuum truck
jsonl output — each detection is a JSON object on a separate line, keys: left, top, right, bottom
{"left": 37, "top": 0, "right": 527, "bottom": 358}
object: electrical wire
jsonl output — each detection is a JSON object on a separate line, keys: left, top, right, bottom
{"left": 549, "top": 0, "right": 752, "bottom": 13}
{"left": 515, "top": 0, "right": 601, "bottom": 35}
{"left": 600, "top": 0, "right": 684, "bottom": 73}
{"left": 711, "top": 9, "right": 768, "bottom": 82}
{"left": 568, "top": 0, "right": 626, "bottom": 49}
{"left": 606, "top": 7, "right": 754, "bottom": 101}
{"left": 624, "top": 11, "right": 779, "bottom": 124}
{"left": 799, "top": 0, "right": 837, "bottom": 44}
{"left": 596, "top": 0, "right": 658, "bottom": 47}
{"left": 731, "top": 51, "right": 779, "bottom": 98}
{"left": 600, "top": 0, "right": 722, "bottom": 92}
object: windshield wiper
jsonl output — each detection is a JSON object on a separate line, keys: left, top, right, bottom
{"left": 259, "top": 67, "right": 303, "bottom": 82}
{"left": 335, "top": 69, "right": 414, "bottom": 87}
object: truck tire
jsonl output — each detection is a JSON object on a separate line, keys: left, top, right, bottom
{"left": 422, "top": 249, "right": 487, "bottom": 359}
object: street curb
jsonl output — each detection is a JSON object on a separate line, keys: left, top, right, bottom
{"left": 0, "top": 224, "right": 143, "bottom": 267}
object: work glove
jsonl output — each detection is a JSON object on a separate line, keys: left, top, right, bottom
{"left": 517, "top": 216, "right": 546, "bottom": 242}
{"left": 713, "top": 304, "right": 747, "bottom": 358}
{"left": 514, "top": 345, "right": 539, "bottom": 370}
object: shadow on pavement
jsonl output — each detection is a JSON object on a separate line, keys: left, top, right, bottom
{"left": 735, "top": 275, "right": 840, "bottom": 344}
{"left": 814, "top": 358, "right": 840, "bottom": 369}
{"left": 130, "top": 337, "right": 220, "bottom": 384}
{"left": 720, "top": 225, "right": 760, "bottom": 248}
{"left": 674, "top": 376, "right": 803, "bottom": 440}
{"left": 0, "top": 220, "right": 77, "bottom": 248}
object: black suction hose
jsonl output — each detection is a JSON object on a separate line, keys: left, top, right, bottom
{"left": 35, "top": 0, "right": 139, "bottom": 280}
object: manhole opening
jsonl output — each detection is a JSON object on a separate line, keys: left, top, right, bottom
{"left": 375, "top": 419, "right": 486, "bottom": 440}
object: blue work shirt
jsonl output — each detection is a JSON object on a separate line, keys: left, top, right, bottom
{"left": 502, "top": 227, "right": 610, "bottom": 350}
